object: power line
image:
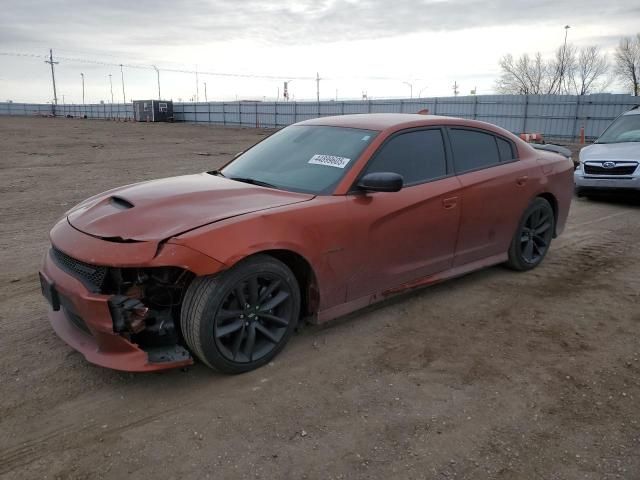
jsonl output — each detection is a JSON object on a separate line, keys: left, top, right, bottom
{"left": 1, "top": 50, "right": 425, "bottom": 83}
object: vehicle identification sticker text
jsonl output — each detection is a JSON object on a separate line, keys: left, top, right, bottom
{"left": 308, "top": 154, "right": 351, "bottom": 168}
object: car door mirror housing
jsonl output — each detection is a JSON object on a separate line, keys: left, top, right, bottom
{"left": 357, "top": 172, "right": 403, "bottom": 192}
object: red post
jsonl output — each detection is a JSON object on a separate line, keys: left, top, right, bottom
{"left": 579, "top": 125, "right": 585, "bottom": 144}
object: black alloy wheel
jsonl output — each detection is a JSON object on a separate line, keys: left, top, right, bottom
{"left": 181, "top": 255, "right": 300, "bottom": 373}
{"left": 506, "top": 197, "right": 555, "bottom": 271}
{"left": 214, "top": 273, "right": 293, "bottom": 363}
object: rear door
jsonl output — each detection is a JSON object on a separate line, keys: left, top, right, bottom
{"left": 447, "top": 127, "right": 536, "bottom": 266}
{"left": 346, "top": 128, "right": 462, "bottom": 300}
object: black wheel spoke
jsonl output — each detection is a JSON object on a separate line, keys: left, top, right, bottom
{"left": 260, "top": 290, "right": 290, "bottom": 311}
{"left": 234, "top": 285, "right": 247, "bottom": 308}
{"left": 258, "top": 312, "right": 289, "bottom": 327}
{"left": 243, "top": 324, "right": 256, "bottom": 360}
{"left": 533, "top": 235, "right": 547, "bottom": 248}
{"left": 216, "top": 319, "right": 244, "bottom": 338}
{"left": 218, "top": 309, "right": 243, "bottom": 321}
{"left": 535, "top": 222, "right": 551, "bottom": 234}
{"left": 231, "top": 325, "right": 245, "bottom": 359}
{"left": 256, "top": 323, "right": 279, "bottom": 344}
{"left": 523, "top": 240, "right": 534, "bottom": 260}
{"left": 248, "top": 276, "right": 259, "bottom": 305}
{"left": 258, "top": 279, "right": 281, "bottom": 304}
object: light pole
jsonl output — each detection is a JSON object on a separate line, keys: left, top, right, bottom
{"left": 120, "top": 64, "right": 126, "bottom": 103}
{"left": 403, "top": 81, "right": 413, "bottom": 98}
{"left": 195, "top": 65, "right": 199, "bottom": 102}
{"left": 204, "top": 82, "right": 208, "bottom": 102}
{"left": 152, "top": 65, "right": 161, "bottom": 100}
{"left": 80, "top": 73, "right": 85, "bottom": 104}
{"left": 560, "top": 25, "right": 571, "bottom": 93}
{"left": 108, "top": 74, "right": 114, "bottom": 103}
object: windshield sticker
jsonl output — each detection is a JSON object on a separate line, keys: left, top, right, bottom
{"left": 308, "top": 154, "right": 351, "bottom": 169}
{"left": 361, "top": 135, "right": 371, "bottom": 141}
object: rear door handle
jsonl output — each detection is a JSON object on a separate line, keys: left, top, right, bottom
{"left": 516, "top": 175, "right": 528, "bottom": 186}
{"left": 442, "top": 196, "right": 458, "bottom": 209}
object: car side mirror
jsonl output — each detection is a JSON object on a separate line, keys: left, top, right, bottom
{"left": 357, "top": 172, "right": 403, "bottom": 193}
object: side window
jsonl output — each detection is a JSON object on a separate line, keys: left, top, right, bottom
{"left": 449, "top": 128, "right": 501, "bottom": 173}
{"left": 496, "top": 137, "right": 516, "bottom": 162}
{"left": 365, "top": 129, "right": 447, "bottom": 185}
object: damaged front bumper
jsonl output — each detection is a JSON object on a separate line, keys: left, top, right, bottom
{"left": 39, "top": 218, "right": 226, "bottom": 372}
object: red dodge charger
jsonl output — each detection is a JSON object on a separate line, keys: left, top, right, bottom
{"left": 39, "top": 114, "right": 573, "bottom": 373}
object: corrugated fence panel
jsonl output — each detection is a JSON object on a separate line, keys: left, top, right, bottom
{"left": 1, "top": 95, "right": 638, "bottom": 139}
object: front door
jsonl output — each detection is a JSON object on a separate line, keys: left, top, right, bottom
{"left": 346, "top": 128, "right": 462, "bottom": 300}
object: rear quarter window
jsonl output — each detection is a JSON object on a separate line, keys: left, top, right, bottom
{"left": 449, "top": 128, "right": 501, "bottom": 173}
{"left": 496, "top": 137, "right": 516, "bottom": 162}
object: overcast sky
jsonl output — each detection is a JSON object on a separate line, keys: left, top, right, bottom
{"left": 1, "top": 0, "right": 639, "bottom": 103}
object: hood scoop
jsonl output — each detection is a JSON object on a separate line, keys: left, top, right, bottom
{"left": 110, "top": 196, "right": 134, "bottom": 210}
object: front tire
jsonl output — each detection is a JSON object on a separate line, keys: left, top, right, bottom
{"left": 506, "top": 197, "right": 555, "bottom": 271}
{"left": 181, "top": 255, "right": 300, "bottom": 374}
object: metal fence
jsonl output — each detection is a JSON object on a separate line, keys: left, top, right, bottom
{"left": 0, "top": 102, "right": 134, "bottom": 119}
{"left": 1, "top": 94, "right": 638, "bottom": 140}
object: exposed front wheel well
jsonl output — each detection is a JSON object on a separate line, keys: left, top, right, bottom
{"left": 256, "top": 249, "right": 319, "bottom": 320}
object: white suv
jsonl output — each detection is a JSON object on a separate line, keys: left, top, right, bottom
{"left": 575, "top": 106, "right": 640, "bottom": 196}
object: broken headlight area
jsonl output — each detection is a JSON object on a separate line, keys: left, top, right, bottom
{"left": 105, "top": 267, "right": 194, "bottom": 362}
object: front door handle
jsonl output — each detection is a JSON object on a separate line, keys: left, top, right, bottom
{"left": 442, "top": 196, "right": 458, "bottom": 209}
{"left": 516, "top": 175, "right": 528, "bottom": 186}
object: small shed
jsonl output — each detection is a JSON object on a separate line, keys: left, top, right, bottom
{"left": 133, "top": 100, "right": 173, "bottom": 122}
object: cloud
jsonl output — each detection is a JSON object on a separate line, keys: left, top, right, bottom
{"left": 2, "top": 0, "right": 636, "bottom": 53}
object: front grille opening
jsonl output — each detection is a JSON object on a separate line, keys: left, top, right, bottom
{"left": 50, "top": 247, "right": 108, "bottom": 292}
{"left": 584, "top": 163, "right": 638, "bottom": 176}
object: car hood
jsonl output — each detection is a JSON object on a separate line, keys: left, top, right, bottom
{"left": 67, "top": 173, "right": 314, "bottom": 242}
{"left": 580, "top": 142, "right": 640, "bottom": 162}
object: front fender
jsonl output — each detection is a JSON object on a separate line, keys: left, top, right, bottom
{"left": 169, "top": 197, "right": 354, "bottom": 311}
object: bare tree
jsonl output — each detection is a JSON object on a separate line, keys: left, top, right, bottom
{"left": 547, "top": 44, "right": 577, "bottom": 94}
{"left": 614, "top": 34, "right": 640, "bottom": 96}
{"left": 496, "top": 53, "right": 548, "bottom": 94}
{"left": 572, "top": 46, "right": 610, "bottom": 95}
{"left": 497, "top": 44, "right": 610, "bottom": 96}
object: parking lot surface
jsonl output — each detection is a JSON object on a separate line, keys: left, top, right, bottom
{"left": 1, "top": 117, "right": 639, "bottom": 479}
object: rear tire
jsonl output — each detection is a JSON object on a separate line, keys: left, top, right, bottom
{"left": 506, "top": 197, "right": 555, "bottom": 271}
{"left": 181, "top": 254, "right": 300, "bottom": 374}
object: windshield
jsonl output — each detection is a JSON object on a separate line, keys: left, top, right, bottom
{"left": 596, "top": 114, "right": 640, "bottom": 144}
{"left": 220, "top": 125, "right": 378, "bottom": 194}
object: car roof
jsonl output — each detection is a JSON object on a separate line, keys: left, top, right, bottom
{"left": 295, "top": 113, "right": 519, "bottom": 142}
{"left": 622, "top": 106, "right": 640, "bottom": 116}
{"left": 297, "top": 113, "right": 463, "bottom": 131}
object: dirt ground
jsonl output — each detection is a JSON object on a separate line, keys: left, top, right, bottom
{"left": 1, "top": 117, "right": 639, "bottom": 480}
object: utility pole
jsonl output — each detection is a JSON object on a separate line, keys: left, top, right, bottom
{"left": 195, "top": 65, "right": 199, "bottom": 102}
{"left": 120, "top": 64, "right": 126, "bottom": 103}
{"left": 204, "top": 82, "right": 208, "bottom": 102}
{"left": 453, "top": 81, "right": 459, "bottom": 96}
{"left": 44, "top": 49, "right": 59, "bottom": 110}
{"left": 152, "top": 65, "right": 161, "bottom": 100}
{"left": 316, "top": 72, "right": 320, "bottom": 102}
{"left": 80, "top": 73, "right": 85, "bottom": 104}
{"left": 108, "top": 74, "right": 114, "bottom": 103}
